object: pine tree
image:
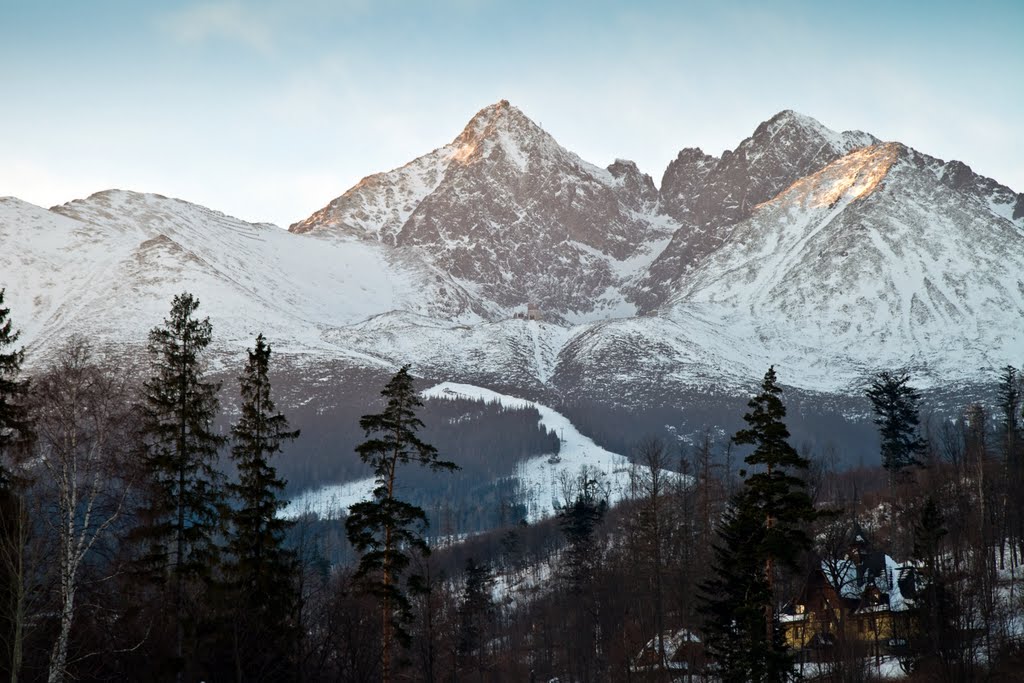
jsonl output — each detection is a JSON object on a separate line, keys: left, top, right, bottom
{"left": 0, "top": 288, "right": 30, "bottom": 483}
{"left": 135, "top": 292, "right": 226, "bottom": 680}
{"left": 734, "top": 366, "right": 817, "bottom": 569}
{"left": 456, "top": 558, "right": 495, "bottom": 680}
{"left": 996, "top": 366, "right": 1021, "bottom": 452}
{"left": 223, "top": 333, "right": 300, "bottom": 682}
{"left": 557, "top": 471, "right": 608, "bottom": 681}
{"left": 996, "top": 366, "right": 1024, "bottom": 567}
{"left": 700, "top": 366, "right": 816, "bottom": 682}
{"left": 912, "top": 495, "right": 954, "bottom": 676}
{"left": 558, "top": 473, "right": 607, "bottom": 595}
{"left": 345, "top": 365, "right": 457, "bottom": 683}
{"left": 866, "top": 370, "right": 926, "bottom": 483}
{"left": 700, "top": 498, "right": 779, "bottom": 683}
{"left": 0, "top": 289, "right": 31, "bottom": 682}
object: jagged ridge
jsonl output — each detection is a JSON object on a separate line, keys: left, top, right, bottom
{"left": 2, "top": 102, "right": 1022, "bottom": 401}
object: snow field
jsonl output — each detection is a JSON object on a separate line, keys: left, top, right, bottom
{"left": 283, "top": 381, "right": 681, "bottom": 523}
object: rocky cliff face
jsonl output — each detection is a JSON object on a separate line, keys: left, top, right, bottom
{"left": 658, "top": 141, "right": 1024, "bottom": 389}
{"left": 634, "top": 111, "right": 880, "bottom": 310}
{"left": 292, "top": 100, "right": 670, "bottom": 317}
{"left": 662, "top": 110, "right": 877, "bottom": 227}
{"left": 2, "top": 102, "right": 1021, "bottom": 402}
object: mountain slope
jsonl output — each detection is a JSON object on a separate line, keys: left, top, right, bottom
{"left": 2, "top": 104, "right": 1022, "bottom": 402}
{"left": 635, "top": 111, "right": 879, "bottom": 310}
{"left": 661, "top": 142, "right": 1024, "bottom": 390}
{"left": 291, "top": 100, "right": 673, "bottom": 318}
{"left": 1, "top": 190, "right": 488, "bottom": 363}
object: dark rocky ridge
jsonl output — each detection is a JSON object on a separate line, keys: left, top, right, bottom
{"left": 633, "top": 111, "right": 879, "bottom": 311}
{"left": 293, "top": 100, "right": 670, "bottom": 316}
{"left": 289, "top": 100, "right": 1022, "bottom": 330}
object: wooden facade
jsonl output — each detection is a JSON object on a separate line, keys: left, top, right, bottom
{"left": 781, "top": 531, "right": 920, "bottom": 660}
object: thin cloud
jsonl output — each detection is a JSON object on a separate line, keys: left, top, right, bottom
{"left": 159, "top": 1, "right": 276, "bottom": 53}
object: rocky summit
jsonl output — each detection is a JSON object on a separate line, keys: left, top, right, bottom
{"left": 2, "top": 101, "right": 1022, "bottom": 403}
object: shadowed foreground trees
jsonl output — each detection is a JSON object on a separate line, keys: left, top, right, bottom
{"left": 558, "top": 471, "right": 608, "bottom": 681}
{"left": 133, "top": 292, "right": 226, "bottom": 681}
{"left": 0, "top": 288, "right": 31, "bottom": 481}
{"left": 867, "top": 370, "right": 926, "bottom": 485}
{"left": 701, "top": 366, "right": 817, "bottom": 683}
{"left": 4, "top": 281, "right": 1024, "bottom": 681}
{"left": 31, "top": 338, "right": 134, "bottom": 683}
{"left": 0, "top": 288, "right": 32, "bottom": 682}
{"left": 346, "top": 365, "right": 458, "bottom": 683}
{"left": 218, "top": 333, "right": 300, "bottom": 682}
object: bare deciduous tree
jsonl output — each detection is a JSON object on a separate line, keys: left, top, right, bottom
{"left": 32, "top": 338, "right": 134, "bottom": 683}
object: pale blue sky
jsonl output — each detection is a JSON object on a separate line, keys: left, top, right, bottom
{"left": 2, "top": 0, "right": 1021, "bottom": 227}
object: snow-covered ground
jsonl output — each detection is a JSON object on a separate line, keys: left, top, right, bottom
{"left": 795, "top": 656, "right": 908, "bottom": 680}
{"left": 424, "top": 382, "right": 681, "bottom": 522}
{"left": 282, "top": 381, "right": 680, "bottom": 522}
{"left": 0, "top": 190, "right": 487, "bottom": 366}
{"left": 281, "top": 476, "right": 377, "bottom": 520}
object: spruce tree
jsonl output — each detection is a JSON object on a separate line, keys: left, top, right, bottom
{"left": 996, "top": 364, "right": 1022, "bottom": 470}
{"left": 734, "top": 366, "right": 817, "bottom": 569}
{"left": 457, "top": 558, "right": 495, "bottom": 680}
{"left": 997, "top": 366, "right": 1024, "bottom": 563}
{"left": 700, "top": 366, "right": 816, "bottom": 682}
{"left": 700, "top": 498, "right": 777, "bottom": 683}
{"left": 558, "top": 474, "right": 607, "bottom": 595}
{"left": 866, "top": 370, "right": 926, "bottom": 482}
{"left": 996, "top": 365, "right": 1020, "bottom": 444}
{"left": 345, "top": 365, "right": 457, "bottom": 683}
{"left": 135, "top": 292, "right": 226, "bottom": 679}
{"left": 0, "top": 288, "right": 30, "bottom": 482}
{"left": 223, "top": 333, "right": 300, "bottom": 682}
{"left": 557, "top": 472, "right": 608, "bottom": 681}
{"left": 0, "top": 289, "right": 31, "bottom": 681}
{"left": 912, "top": 495, "right": 953, "bottom": 674}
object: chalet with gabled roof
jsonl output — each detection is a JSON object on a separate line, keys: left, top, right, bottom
{"left": 781, "top": 524, "right": 921, "bottom": 660}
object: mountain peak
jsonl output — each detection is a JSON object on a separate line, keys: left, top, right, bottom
{"left": 645, "top": 112, "right": 881, "bottom": 311}
{"left": 764, "top": 108, "right": 826, "bottom": 132}
{"left": 457, "top": 100, "right": 535, "bottom": 138}
{"left": 444, "top": 100, "right": 656, "bottom": 190}
{"left": 450, "top": 99, "right": 555, "bottom": 168}
{"left": 749, "top": 110, "right": 878, "bottom": 156}
{"left": 459, "top": 100, "right": 506, "bottom": 134}
{"left": 748, "top": 110, "right": 845, "bottom": 154}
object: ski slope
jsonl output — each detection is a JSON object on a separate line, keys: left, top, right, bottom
{"left": 283, "top": 381, "right": 680, "bottom": 522}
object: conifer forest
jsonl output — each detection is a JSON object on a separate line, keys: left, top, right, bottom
{"left": 1, "top": 287, "right": 1024, "bottom": 683}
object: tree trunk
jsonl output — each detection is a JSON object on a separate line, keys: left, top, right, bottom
{"left": 176, "top": 464, "right": 186, "bottom": 683}
{"left": 46, "top": 579, "right": 74, "bottom": 683}
{"left": 4, "top": 496, "right": 28, "bottom": 683}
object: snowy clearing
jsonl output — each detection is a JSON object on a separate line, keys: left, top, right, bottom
{"left": 283, "top": 381, "right": 681, "bottom": 522}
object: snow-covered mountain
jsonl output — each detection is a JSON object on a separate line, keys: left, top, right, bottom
{"left": 2, "top": 100, "right": 1022, "bottom": 406}
{"left": 0, "top": 190, "right": 488, "bottom": 365}
{"left": 661, "top": 142, "right": 1024, "bottom": 389}
{"left": 292, "top": 100, "right": 673, "bottom": 319}
{"left": 635, "top": 110, "right": 878, "bottom": 309}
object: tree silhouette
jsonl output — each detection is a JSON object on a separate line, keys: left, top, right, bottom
{"left": 346, "top": 365, "right": 457, "bottom": 683}
{"left": 134, "top": 292, "right": 225, "bottom": 680}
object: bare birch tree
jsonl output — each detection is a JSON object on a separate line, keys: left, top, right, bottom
{"left": 32, "top": 338, "right": 134, "bottom": 683}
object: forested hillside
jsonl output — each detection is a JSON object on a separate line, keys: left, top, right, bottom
{"left": 2, "top": 288, "right": 1023, "bottom": 682}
